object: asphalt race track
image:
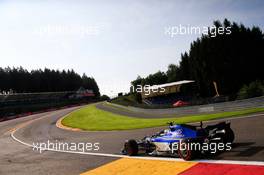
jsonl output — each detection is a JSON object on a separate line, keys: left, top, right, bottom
{"left": 0, "top": 100, "right": 264, "bottom": 174}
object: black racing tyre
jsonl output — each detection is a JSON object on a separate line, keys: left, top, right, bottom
{"left": 223, "top": 128, "right": 235, "bottom": 143}
{"left": 178, "top": 140, "right": 195, "bottom": 161}
{"left": 124, "top": 140, "right": 138, "bottom": 156}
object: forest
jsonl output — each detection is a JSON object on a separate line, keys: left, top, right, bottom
{"left": 0, "top": 67, "right": 100, "bottom": 97}
{"left": 132, "top": 19, "right": 264, "bottom": 98}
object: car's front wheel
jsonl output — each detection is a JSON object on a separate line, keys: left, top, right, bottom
{"left": 124, "top": 139, "right": 138, "bottom": 156}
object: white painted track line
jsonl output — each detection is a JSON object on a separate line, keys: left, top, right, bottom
{"left": 10, "top": 112, "right": 264, "bottom": 166}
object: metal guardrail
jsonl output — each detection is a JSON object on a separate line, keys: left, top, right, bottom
{"left": 108, "top": 96, "right": 264, "bottom": 115}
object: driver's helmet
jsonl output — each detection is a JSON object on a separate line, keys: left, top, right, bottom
{"left": 169, "top": 124, "right": 181, "bottom": 131}
{"left": 163, "top": 129, "right": 170, "bottom": 134}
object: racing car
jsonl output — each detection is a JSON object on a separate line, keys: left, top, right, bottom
{"left": 122, "top": 121, "right": 234, "bottom": 160}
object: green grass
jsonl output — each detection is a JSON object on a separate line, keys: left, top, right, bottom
{"left": 111, "top": 94, "right": 139, "bottom": 106}
{"left": 61, "top": 104, "right": 264, "bottom": 131}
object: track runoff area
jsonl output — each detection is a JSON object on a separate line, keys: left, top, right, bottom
{"left": 8, "top": 97, "right": 264, "bottom": 175}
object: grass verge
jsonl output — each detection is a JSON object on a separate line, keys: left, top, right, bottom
{"left": 61, "top": 104, "right": 264, "bottom": 131}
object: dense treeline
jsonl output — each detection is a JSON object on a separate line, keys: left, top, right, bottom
{"left": 132, "top": 19, "right": 264, "bottom": 97}
{"left": 0, "top": 67, "right": 100, "bottom": 96}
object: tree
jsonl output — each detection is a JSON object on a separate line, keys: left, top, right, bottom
{"left": 0, "top": 67, "right": 100, "bottom": 96}
{"left": 166, "top": 64, "right": 180, "bottom": 82}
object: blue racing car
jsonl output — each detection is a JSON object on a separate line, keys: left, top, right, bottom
{"left": 122, "top": 121, "right": 234, "bottom": 160}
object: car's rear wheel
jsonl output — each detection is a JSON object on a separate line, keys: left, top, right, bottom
{"left": 178, "top": 140, "right": 194, "bottom": 160}
{"left": 124, "top": 139, "right": 138, "bottom": 156}
{"left": 223, "top": 128, "right": 235, "bottom": 143}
